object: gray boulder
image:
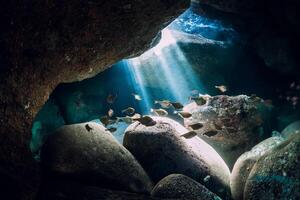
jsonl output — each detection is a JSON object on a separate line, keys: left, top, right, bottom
{"left": 151, "top": 174, "right": 221, "bottom": 200}
{"left": 230, "top": 136, "right": 284, "bottom": 200}
{"left": 281, "top": 120, "right": 300, "bottom": 139}
{"left": 41, "top": 122, "right": 153, "bottom": 194}
{"left": 123, "top": 117, "right": 230, "bottom": 198}
{"left": 244, "top": 134, "right": 300, "bottom": 200}
{"left": 184, "top": 95, "right": 270, "bottom": 169}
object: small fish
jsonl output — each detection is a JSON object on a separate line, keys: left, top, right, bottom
{"left": 100, "top": 116, "right": 110, "bottom": 127}
{"left": 191, "top": 90, "right": 199, "bottom": 95}
{"left": 108, "top": 109, "right": 114, "bottom": 117}
{"left": 203, "top": 130, "right": 218, "bottom": 137}
{"left": 116, "top": 116, "right": 133, "bottom": 124}
{"left": 131, "top": 113, "right": 142, "bottom": 120}
{"left": 85, "top": 124, "right": 93, "bottom": 132}
{"left": 171, "top": 102, "right": 184, "bottom": 110}
{"left": 188, "top": 123, "right": 203, "bottom": 130}
{"left": 181, "top": 131, "right": 197, "bottom": 139}
{"left": 122, "top": 107, "right": 135, "bottom": 115}
{"left": 107, "top": 94, "right": 117, "bottom": 104}
{"left": 134, "top": 116, "right": 156, "bottom": 126}
{"left": 215, "top": 85, "right": 227, "bottom": 93}
{"left": 106, "top": 127, "right": 117, "bottom": 133}
{"left": 176, "top": 111, "right": 192, "bottom": 118}
{"left": 154, "top": 100, "right": 172, "bottom": 108}
{"left": 151, "top": 108, "right": 168, "bottom": 117}
{"left": 132, "top": 93, "right": 142, "bottom": 101}
{"left": 190, "top": 96, "right": 206, "bottom": 106}
{"left": 290, "top": 82, "right": 295, "bottom": 88}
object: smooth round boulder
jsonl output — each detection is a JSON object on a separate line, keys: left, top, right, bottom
{"left": 184, "top": 95, "right": 271, "bottom": 169}
{"left": 281, "top": 120, "right": 300, "bottom": 139}
{"left": 151, "top": 174, "right": 221, "bottom": 200}
{"left": 123, "top": 117, "right": 230, "bottom": 198}
{"left": 41, "top": 122, "right": 153, "bottom": 194}
{"left": 244, "top": 134, "right": 300, "bottom": 200}
{"left": 230, "top": 136, "right": 284, "bottom": 200}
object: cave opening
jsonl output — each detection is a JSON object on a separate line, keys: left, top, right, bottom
{"left": 31, "top": 2, "right": 300, "bottom": 200}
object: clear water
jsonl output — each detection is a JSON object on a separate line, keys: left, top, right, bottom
{"left": 31, "top": 7, "right": 300, "bottom": 158}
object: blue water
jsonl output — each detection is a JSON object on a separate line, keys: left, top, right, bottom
{"left": 31, "top": 7, "right": 299, "bottom": 158}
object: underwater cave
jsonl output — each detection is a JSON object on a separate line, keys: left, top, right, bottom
{"left": 1, "top": 0, "right": 300, "bottom": 200}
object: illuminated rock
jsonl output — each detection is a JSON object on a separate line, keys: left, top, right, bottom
{"left": 151, "top": 174, "right": 221, "bottom": 200}
{"left": 123, "top": 117, "right": 230, "bottom": 198}
{"left": 230, "top": 136, "right": 284, "bottom": 200}
{"left": 41, "top": 122, "right": 153, "bottom": 194}
{"left": 244, "top": 134, "right": 300, "bottom": 199}
{"left": 183, "top": 95, "right": 271, "bottom": 169}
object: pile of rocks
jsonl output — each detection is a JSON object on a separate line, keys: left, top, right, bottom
{"left": 39, "top": 95, "right": 300, "bottom": 200}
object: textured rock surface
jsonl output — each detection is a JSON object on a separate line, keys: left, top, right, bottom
{"left": 184, "top": 95, "right": 269, "bottom": 169}
{"left": 281, "top": 120, "right": 300, "bottom": 139}
{"left": 151, "top": 174, "right": 221, "bottom": 200}
{"left": 230, "top": 136, "right": 284, "bottom": 200}
{"left": 0, "top": 0, "right": 189, "bottom": 198}
{"left": 41, "top": 122, "right": 153, "bottom": 194}
{"left": 244, "top": 134, "right": 300, "bottom": 200}
{"left": 124, "top": 117, "right": 230, "bottom": 198}
{"left": 38, "top": 178, "right": 159, "bottom": 200}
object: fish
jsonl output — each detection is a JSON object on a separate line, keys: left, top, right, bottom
{"left": 100, "top": 116, "right": 110, "bottom": 127}
{"left": 176, "top": 111, "right": 192, "bottom": 118}
{"left": 215, "top": 85, "right": 227, "bottom": 93}
{"left": 171, "top": 102, "right": 184, "bottom": 110}
{"left": 203, "top": 130, "right": 218, "bottom": 137}
{"left": 132, "top": 93, "right": 142, "bottom": 101}
{"left": 107, "top": 94, "right": 117, "bottom": 104}
{"left": 122, "top": 107, "right": 135, "bottom": 115}
{"left": 131, "top": 113, "right": 142, "bottom": 120}
{"left": 190, "top": 96, "right": 206, "bottom": 106}
{"left": 191, "top": 90, "right": 199, "bottom": 95}
{"left": 116, "top": 116, "right": 133, "bottom": 124}
{"left": 188, "top": 123, "right": 203, "bottom": 130}
{"left": 154, "top": 100, "right": 172, "bottom": 108}
{"left": 108, "top": 108, "right": 114, "bottom": 117}
{"left": 106, "top": 127, "right": 117, "bottom": 133}
{"left": 151, "top": 108, "right": 168, "bottom": 117}
{"left": 134, "top": 116, "right": 156, "bottom": 126}
{"left": 181, "top": 131, "right": 197, "bottom": 139}
{"left": 85, "top": 124, "right": 93, "bottom": 132}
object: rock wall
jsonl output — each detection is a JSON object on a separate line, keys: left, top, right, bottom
{"left": 0, "top": 0, "right": 189, "bottom": 199}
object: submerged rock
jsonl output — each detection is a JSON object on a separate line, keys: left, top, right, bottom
{"left": 151, "top": 174, "right": 221, "bottom": 200}
{"left": 41, "top": 122, "right": 153, "bottom": 194}
{"left": 281, "top": 120, "right": 300, "bottom": 139}
{"left": 184, "top": 95, "right": 270, "bottom": 169}
{"left": 123, "top": 117, "right": 230, "bottom": 198}
{"left": 244, "top": 134, "right": 300, "bottom": 200}
{"left": 230, "top": 136, "right": 285, "bottom": 200}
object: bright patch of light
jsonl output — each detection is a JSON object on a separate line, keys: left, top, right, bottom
{"left": 152, "top": 29, "right": 176, "bottom": 56}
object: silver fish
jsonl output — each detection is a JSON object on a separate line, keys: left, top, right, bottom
{"left": 154, "top": 100, "right": 171, "bottom": 108}
{"left": 181, "top": 131, "right": 197, "bottom": 139}
{"left": 151, "top": 108, "right": 168, "bottom": 117}
{"left": 122, "top": 107, "right": 135, "bottom": 115}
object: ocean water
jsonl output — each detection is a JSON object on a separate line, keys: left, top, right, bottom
{"left": 31, "top": 7, "right": 300, "bottom": 158}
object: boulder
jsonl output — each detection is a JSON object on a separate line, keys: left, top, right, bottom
{"left": 123, "top": 117, "right": 230, "bottom": 198}
{"left": 244, "top": 134, "right": 300, "bottom": 199}
{"left": 281, "top": 120, "right": 300, "bottom": 139}
{"left": 184, "top": 95, "right": 269, "bottom": 169}
{"left": 41, "top": 122, "right": 153, "bottom": 194}
{"left": 151, "top": 174, "right": 221, "bottom": 200}
{"left": 230, "top": 136, "right": 284, "bottom": 200}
